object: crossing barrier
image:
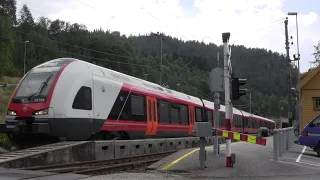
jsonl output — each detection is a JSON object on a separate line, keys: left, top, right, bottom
{"left": 273, "top": 127, "right": 294, "bottom": 161}
{"left": 217, "top": 130, "right": 267, "bottom": 146}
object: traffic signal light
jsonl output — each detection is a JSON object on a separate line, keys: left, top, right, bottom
{"left": 231, "top": 77, "right": 248, "bottom": 100}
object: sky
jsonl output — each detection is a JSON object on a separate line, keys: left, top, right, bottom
{"left": 15, "top": 0, "right": 320, "bottom": 73}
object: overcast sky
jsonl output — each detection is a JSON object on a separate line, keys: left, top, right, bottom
{"left": 15, "top": 0, "right": 320, "bottom": 73}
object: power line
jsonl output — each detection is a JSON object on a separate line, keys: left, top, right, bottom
{"left": 15, "top": 3, "right": 149, "bottom": 63}
{"left": 161, "top": 68, "right": 211, "bottom": 100}
{"left": 0, "top": 35, "right": 157, "bottom": 68}
{"left": 75, "top": 0, "right": 97, "bottom": 9}
{"left": 12, "top": 29, "right": 155, "bottom": 63}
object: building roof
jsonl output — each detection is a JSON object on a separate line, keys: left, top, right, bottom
{"left": 299, "top": 65, "right": 320, "bottom": 89}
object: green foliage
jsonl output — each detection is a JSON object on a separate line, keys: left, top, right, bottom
{"left": 0, "top": 2, "right": 314, "bottom": 119}
{"left": 311, "top": 40, "right": 320, "bottom": 67}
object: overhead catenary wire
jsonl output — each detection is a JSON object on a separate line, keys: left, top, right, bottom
{"left": 11, "top": 29, "right": 156, "bottom": 63}
{"left": 0, "top": 35, "right": 157, "bottom": 68}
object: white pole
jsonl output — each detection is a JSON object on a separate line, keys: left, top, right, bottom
{"left": 223, "top": 32, "right": 232, "bottom": 167}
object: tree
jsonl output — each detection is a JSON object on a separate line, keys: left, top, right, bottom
{"left": 0, "top": 0, "right": 16, "bottom": 76}
{"left": 311, "top": 40, "right": 320, "bottom": 67}
{"left": 0, "top": 4, "right": 299, "bottom": 118}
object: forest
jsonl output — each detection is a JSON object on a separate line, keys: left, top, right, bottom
{"left": 1, "top": 0, "right": 319, "bottom": 120}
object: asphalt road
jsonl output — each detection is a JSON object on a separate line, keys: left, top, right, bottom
{"left": 146, "top": 136, "right": 320, "bottom": 180}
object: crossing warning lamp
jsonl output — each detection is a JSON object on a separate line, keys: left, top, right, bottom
{"left": 231, "top": 77, "right": 247, "bottom": 100}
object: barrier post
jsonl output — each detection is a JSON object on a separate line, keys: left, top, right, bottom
{"left": 279, "top": 128, "right": 283, "bottom": 157}
{"left": 290, "top": 127, "right": 294, "bottom": 148}
{"left": 273, "top": 129, "right": 279, "bottom": 161}
{"left": 282, "top": 128, "right": 285, "bottom": 153}
{"left": 287, "top": 128, "right": 290, "bottom": 149}
{"left": 284, "top": 128, "right": 288, "bottom": 151}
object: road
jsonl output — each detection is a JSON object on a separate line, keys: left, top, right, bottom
{"left": 145, "top": 136, "right": 320, "bottom": 180}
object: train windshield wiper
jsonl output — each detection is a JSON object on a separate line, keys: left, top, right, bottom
{"left": 28, "top": 74, "right": 53, "bottom": 100}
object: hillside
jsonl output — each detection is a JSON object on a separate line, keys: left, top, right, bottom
{"left": 0, "top": 2, "right": 303, "bottom": 118}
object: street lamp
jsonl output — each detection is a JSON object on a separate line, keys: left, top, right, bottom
{"left": 288, "top": 12, "right": 302, "bottom": 134}
{"left": 23, "top": 40, "right": 29, "bottom": 75}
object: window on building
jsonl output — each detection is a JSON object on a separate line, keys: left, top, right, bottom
{"left": 72, "top": 86, "right": 92, "bottom": 110}
{"left": 313, "top": 97, "right": 320, "bottom": 111}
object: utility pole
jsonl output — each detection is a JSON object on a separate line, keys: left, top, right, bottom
{"left": 288, "top": 12, "right": 302, "bottom": 134}
{"left": 284, "top": 17, "right": 292, "bottom": 126}
{"left": 213, "top": 52, "right": 221, "bottom": 156}
{"left": 153, "top": 32, "right": 164, "bottom": 86}
{"left": 23, "top": 40, "right": 29, "bottom": 75}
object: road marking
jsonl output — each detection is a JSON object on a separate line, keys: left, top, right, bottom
{"left": 161, "top": 148, "right": 200, "bottom": 170}
{"left": 161, "top": 142, "right": 242, "bottom": 170}
{"left": 297, "top": 160, "right": 320, "bottom": 167}
{"left": 296, "top": 146, "right": 306, "bottom": 162}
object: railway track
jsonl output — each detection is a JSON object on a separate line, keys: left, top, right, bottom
{"left": 20, "top": 150, "right": 177, "bottom": 175}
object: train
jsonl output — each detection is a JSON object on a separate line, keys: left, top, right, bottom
{"left": 0, "top": 58, "right": 275, "bottom": 147}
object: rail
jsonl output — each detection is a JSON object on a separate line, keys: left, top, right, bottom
{"left": 272, "top": 127, "right": 294, "bottom": 161}
{"left": 20, "top": 150, "right": 177, "bottom": 175}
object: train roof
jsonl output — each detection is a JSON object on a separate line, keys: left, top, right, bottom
{"left": 76, "top": 58, "right": 204, "bottom": 106}
{"left": 252, "top": 114, "right": 275, "bottom": 122}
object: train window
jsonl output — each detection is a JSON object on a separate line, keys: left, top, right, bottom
{"left": 195, "top": 108, "right": 203, "bottom": 122}
{"left": 220, "top": 112, "right": 225, "bottom": 126}
{"left": 108, "top": 90, "right": 131, "bottom": 120}
{"left": 206, "top": 110, "right": 213, "bottom": 124}
{"left": 243, "top": 117, "right": 248, "bottom": 127}
{"left": 235, "top": 116, "right": 242, "bottom": 128}
{"left": 131, "top": 95, "right": 145, "bottom": 115}
{"left": 159, "top": 101, "right": 169, "bottom": 123}
{"left": 170, "top": 108, "right": 179, "bottom": 124}
{"left": 180, "top": 105, "right": 188, "bottom": 124}
{"left": 72, "top": 86, "right": 92, "bottom": 110}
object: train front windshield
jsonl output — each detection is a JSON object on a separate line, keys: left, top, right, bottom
{"left": 13, "top": 69, "right": 59, "bottom": 103}
{"left": 12, "top": 58, "right": 75, "bottom": 104}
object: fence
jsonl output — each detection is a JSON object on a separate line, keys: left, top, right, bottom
{"left": 0, "top": 84, "right": 18, "bottom": 88}
{"left": 272, "top": 127, "right": 295, "bottom": 161}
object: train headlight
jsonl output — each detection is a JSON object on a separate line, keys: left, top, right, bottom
{"left": 7, "top": 110, "right": 17, "bottom": 116}
{"left": 33, "top": 109, "right": 48, "bottom": 115}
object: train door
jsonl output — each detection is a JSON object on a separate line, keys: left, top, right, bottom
{"left": 188, "top": 106, "right": 195, "bottom": 135}
{"left": 92, "top": 75, "right": 109, "bottom": 120}
{"left": 146, "top": 96, "right": 158, "bottom": 136}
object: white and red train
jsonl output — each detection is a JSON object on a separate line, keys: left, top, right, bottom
{"left": 1, "top": 58, "right": 275, "bottom": 144}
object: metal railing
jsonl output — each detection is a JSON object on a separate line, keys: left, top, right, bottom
{"left": 0, "top": 84, "right": 18, "bottom": 88}
{"left": 273, "top": 127, "right": 294, "bottom": 161}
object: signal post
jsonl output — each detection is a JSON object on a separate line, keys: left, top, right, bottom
{"left": 222, "top": 33, "right": 233, "bottom": 167}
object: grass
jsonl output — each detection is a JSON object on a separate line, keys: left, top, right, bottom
{"left": 0, "top": 76, "right": 21, "bottom": 123}
{"left": 0, "top": 76, "right": 20, "bottom": 150}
